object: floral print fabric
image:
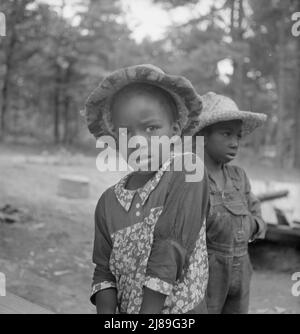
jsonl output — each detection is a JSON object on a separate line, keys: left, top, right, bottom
{"left": 110, "top": 207, "right": 163, "bottom": 313}
{"left": 91, "top": 154, "right": 209, "bottom": 314}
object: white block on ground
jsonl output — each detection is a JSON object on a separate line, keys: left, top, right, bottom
{"left": 57, "top": 175, "right": 90, "bottom": 199}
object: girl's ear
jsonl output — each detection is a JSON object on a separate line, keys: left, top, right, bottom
{"left": 172, "top": 122, "right": 181, "bottom": 136}
{"left": 204, "top": 135, "right": 209, "bottom": 147}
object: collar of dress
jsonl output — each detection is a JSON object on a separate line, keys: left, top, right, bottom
{"left": 114, "top": 157, "right": 173, "bottom": 212}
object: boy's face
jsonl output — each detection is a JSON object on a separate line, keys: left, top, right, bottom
{"left": 204, "top": 120, "right": 243, "bottom": 164}
{"left": 112, "top": 93, "right": 180, "bottom": 170}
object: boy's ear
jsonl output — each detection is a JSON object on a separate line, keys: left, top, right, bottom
{"left": 172, "top": 122, "right": 181, "bottom": 136}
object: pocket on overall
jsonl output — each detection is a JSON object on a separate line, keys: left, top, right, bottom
{"left": 223, "top": 203, "right": 252, "bottom": 242}
{"left": 206, "top": 205, "right": 232, "bottom": 244}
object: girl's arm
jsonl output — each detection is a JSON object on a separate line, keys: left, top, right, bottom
{"left": 96, "top": 289, "right": 117, "bottom": 314}
{"left": 139, "top": 287, "right": 167, "bottom": 314}
{"left": 142, "top": 158, "right": 209, "bottom": 313}
{"left": 91, "top": 195, "right": 117, "bottom": 313}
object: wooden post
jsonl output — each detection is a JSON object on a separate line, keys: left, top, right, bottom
{"left": 294, "top": 2, "right": 300, "bottom": 168}
{"left": 276, "top": 3, "right": 287, "bottom": 168}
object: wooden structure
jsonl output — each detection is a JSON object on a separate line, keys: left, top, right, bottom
{"left": 257, "top": 190, "right": 289, "bottom": 203}
{"left": 256, "top": 189, "right": 300, "bottom": 244}
{"left": 0, "top": 292, "right": 54, "bottom": 314}
{"left": 57, "top": 174, "right": 90, "bottom": 199}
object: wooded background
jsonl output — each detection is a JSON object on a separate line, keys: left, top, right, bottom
{"left": 0, "top": 0, "right": 300, "bottom": 168}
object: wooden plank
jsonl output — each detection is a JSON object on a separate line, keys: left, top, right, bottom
{"left": 257, "top": 190, "right": 289, "bottom": 202}
{"left": 266, "top": 224, "right": 300, "bottom": 245}
{"left": 0, "top": 292, "right": 54, "bottom": 314}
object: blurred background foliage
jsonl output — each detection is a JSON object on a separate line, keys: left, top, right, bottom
{"left": 0, "top": 0, "right": 300, "bottom": 168}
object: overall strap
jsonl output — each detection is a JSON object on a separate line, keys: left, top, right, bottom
{"left": 226, "top": 165, "right": 245, "bottom": 194}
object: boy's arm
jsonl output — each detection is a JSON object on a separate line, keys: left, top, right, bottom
{"left": 243, "top": 171, "right": 266, "bottom": 241}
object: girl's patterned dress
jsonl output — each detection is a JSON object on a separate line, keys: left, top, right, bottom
{"left": 90, "top": 155, "right": 209, "bottom": 314}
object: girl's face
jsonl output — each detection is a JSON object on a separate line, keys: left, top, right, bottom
{"left": 112, "top": 93, "right": 180, "bottom": 170}
{"left": 204, "top": 120, "right": 243, "bottom": 164}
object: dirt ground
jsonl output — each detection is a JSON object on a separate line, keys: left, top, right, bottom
{"left": 0, "top": 143, "right": 299, "bottom": 314}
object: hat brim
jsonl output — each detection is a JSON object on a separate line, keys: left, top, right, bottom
{"left": 196, "top": 109, "right": 267, "bottom": 135}
{"left": 84, "top": 65, "right": 203, "bottom": 138}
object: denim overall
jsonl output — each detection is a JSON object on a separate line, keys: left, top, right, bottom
{"left": 206, "top": 165, "right": 254, "bottom": 314}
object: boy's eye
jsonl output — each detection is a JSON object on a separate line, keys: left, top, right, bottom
{"left": 222, "top": 131, "right": 231, "bottom": 137}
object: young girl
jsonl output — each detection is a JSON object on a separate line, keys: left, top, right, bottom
{"left": 195, "top": 92, "right": 267, "bottom": 314}
{"left": 84, "top": 64, "right": 209, "bottom": 314}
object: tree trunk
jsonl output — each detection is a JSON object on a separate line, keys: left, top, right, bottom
{"left": 230, "top": 0, "right": 235, "bottom": 34}
{"left": 0, "top": 58, "right": 11, "bottom": 139}
{"left": 276, "top": 10, "right": 286, "bottom": 167}
{"left": 294, "top": 2, "right": 300, "bottom": 168}
{"left": 53, "top": 64, "right": 61, "bottom": 144}
{"left": 231, "top": 0, "right": 244, "bottom": 107}
{"left": 0, "top": 5, "right": 18, "bottom": 140}
{"left": 63, "top": 95, "right": 70, "bottom": 144}
{"left": 63, "top": 63, "right": 72, "bottom": 144}
{"left": 236, "top": 0, "right": 244, "bottom": 107}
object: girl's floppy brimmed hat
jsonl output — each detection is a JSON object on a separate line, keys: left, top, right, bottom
{"left": 196, "top": 92, "right": 267, "bottom": 135}
{"left": 83, "top": 64, "right": 203, "bottom": 138}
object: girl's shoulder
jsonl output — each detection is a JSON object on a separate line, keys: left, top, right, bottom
{"left": 96, "top": 184, "right": 117, "bottom": 212}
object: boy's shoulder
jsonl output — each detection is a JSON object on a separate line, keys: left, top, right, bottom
{"left": 225, "top": 164, "right": 249, "bottom": 182}
{"left": 171, "top": 152, "right": 205, "bottom": 171}
{"left": 169, "top": 152, "right": 206, "bottom": 185}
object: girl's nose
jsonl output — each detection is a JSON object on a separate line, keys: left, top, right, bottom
{"left": 128, "top": 130, "right": 151, "bottom": 147}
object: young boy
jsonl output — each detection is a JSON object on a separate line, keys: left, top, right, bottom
{"left": 195, "top": 92, "right": 267, "bottom": 314}
{"left": 84, "top": 64, "right": 209, "bottom": 314}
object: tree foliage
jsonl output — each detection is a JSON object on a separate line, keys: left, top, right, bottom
{"left": 0, "top": 0, "right": 299, "bottom": 166}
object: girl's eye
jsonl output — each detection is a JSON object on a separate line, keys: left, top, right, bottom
{"left": 146, "top": 126, "right": 159, "bottom": 133}
{"left": 223, "top": 132, "right": 231, "bottom": 137}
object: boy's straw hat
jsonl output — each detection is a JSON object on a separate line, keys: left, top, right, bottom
{"left": 196, "top": 92, "right": 267, "bottom": 135}
{"left": 83, "top": 64, "right": 203, "bottom": 138}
